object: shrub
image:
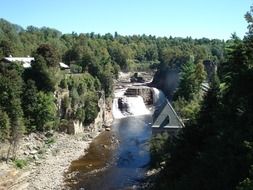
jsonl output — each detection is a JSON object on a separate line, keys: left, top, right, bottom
{"left": 14, "top": 159, "right": 27, "bottom": 169}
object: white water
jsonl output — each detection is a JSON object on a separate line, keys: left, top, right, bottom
{"left": 152, "top": 87, "right": 166, "bottom": 107}
{"left": 112, "top": 88, "right": 151, "bottom": 119}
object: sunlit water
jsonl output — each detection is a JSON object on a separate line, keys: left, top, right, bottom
{"left": 64, "top": 87, "right": 167, "bottom": 190}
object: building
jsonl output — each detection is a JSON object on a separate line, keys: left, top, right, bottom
{"left": 152, "top": 100, "right": 184, "bottom": 135}
{"left": 2, "top": 56, "right": 34, "bottom": 68}
{"left": 2, "top": 56, "right": 69, "bottom": 70}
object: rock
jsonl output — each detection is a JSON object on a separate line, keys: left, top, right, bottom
{"left": 30, "top": 150, "right": 37, "bottom": 155}
{"left": 23, "top": 151, "right": 29, "bottom": 155}
{"left": 24, "top": 137, "right": 29, "bottom": 141}
{"left": 160, "top": 161, "right": 166, "bottom": 166}
{"left": 27, "top": 145, "right": 32, "bottom": 151}
{"left": 33, "top": 155, "right": 39, "bottom": 160}
{"left": 34, "top": 146, "right": 40, "bottom": 150}
{"left": 103, "top": 145, "right": 108, "bottom": 149}
{"left": 105, "top": 127, "right": 111, "bottom": 131}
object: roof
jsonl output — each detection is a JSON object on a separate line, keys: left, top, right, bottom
{"left": 3, "top": 57, "right": 69, "bottom": 69}
{"left": 3, "top": 57, "right": 35, "bottom": 63}
{"left": 3, "top": 57, "right": 34, "bottom": 68}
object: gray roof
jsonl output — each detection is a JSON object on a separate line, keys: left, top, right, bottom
{"left": 152, "top": 100, "right": 184, "bottom": 128}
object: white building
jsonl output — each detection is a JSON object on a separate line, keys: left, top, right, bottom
{"left": 2, "top": 56, "right": 69, "bottom": 70}
{"left": 2, "top": 56, "right": 34, "bottom": 68}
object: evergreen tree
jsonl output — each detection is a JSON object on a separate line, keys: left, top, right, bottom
{"left": 22, "top": 79, "right": 38, "bottom": 132}
{"left": 0, "top": 108, "right": 10, "bottom": 141}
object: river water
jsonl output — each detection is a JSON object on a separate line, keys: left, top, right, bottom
{"left": 65, "top": 87, "right": 155, "bottom": 190}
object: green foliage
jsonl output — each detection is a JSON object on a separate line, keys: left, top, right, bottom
{"left": 237, "top": 178, "right": 253, "bottom": 190}
{"left": 100, "top": 64, "right": 114, "bottom": 98}
{"left": 152, "top": 6, "right": 253, "bottom": 190}
{"left": 14, "top": 159, "right": 27, "bottom": 169}
{"left": 0, "top": 18, "right": 228, "bottom": 154}
{"left": 0, "top": 62, "right": 24, "bottom": 143}
{"left": 174, "top": 61, "right": 197, "bottom": 101}
{"left": 22, "top": 80, "right": 38, "bottom": 132}
{"left": 83, "top": 92, "right": 99, "bottom": 124}
{"left": 59, "top": 78, "right": 67, "bottom": 89}
{"left": 173, "top": 60, "right": 206, "bottom": 121}
{"left": 28, "top": 55, "right": 58, "bottom": 92}
{"left": 0, "top": 109, "right": 10, "bottom": 141}
{"left": 70, "top": 64, "right": 82, "bottom": 73}
{"left": 45, "top": 137, "right": 56, "bottom": 145}
{"left": 35, "top": 92, "right": 57, "bottom": 131}
{"left": 173, "top": 97, "right": 201, "bottom": 120}
{"left": 35, "top": 44, "right": 60, "bottom": 67}
{"left": 150, "top": 132, "right": 170, "bottom": 167}
{"left": 64, "top": 74, "right": 99, "bottom": 125}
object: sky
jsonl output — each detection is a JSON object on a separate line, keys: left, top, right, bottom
{"left": 0, "top": 0, "right": 252, "bottom": 39}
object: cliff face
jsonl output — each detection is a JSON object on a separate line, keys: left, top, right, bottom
{"left": 56, "top": 90, "right": 113, "bottom": 134}
{"left": 88, "top": 93, "right": 113, "bottom": 131}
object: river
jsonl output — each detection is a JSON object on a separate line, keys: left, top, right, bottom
{"left": 65, "top": 85, "right": 157, "bottom": 190}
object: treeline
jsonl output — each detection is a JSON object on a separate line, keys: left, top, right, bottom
{"left": 151, "top": 6, "right": 253, "bottom": 190}
{"left": 0, "top": 18, "right": 225, "bottom": 73}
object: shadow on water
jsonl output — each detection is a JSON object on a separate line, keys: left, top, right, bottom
{"left": 64, "top": 115, "right": 152, "bottom": 190}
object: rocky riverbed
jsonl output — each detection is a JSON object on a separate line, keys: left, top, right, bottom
{"left": 0, "top": 131, "right": 102, "bottom": 190}
{"left": 0, "top": 72, "right": 153, "bottom": 190}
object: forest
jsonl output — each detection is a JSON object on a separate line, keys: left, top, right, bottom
{"left": 150, "top": 6, "right": 253, "bottom": 190}
{"left": 0, "top": 17, "right": 225, "bottom": 145}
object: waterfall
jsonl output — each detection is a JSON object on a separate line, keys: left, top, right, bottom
{"left": 112, "top": 88, "right": 151, "bottom": 119}
{"left": 151, "top": 87, "right": 168, "bottom": 120}
{"left": 152, "top": 87, "right": 167, "bottom": 107}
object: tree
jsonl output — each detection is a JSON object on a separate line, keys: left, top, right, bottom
{"left": 35, "top": 92, "right": 57, "bottom": 131}
{"left": 0, "top": 64, "right": 24, "bottom": 160}
{"left": 35, "top": 44, "right": 60, "bottom": 67}
{"left": 174, "top": 61, "right": 197, "bottom": 101}
{"left": 0, "top": 40, "right": 14, "bottom": 58}
{"left": 194, "top": 62, "right": 207, "bottom": 92}
{"left": 29, "top": 54, "right": 59, "bottom": 92}
{"left": 84, "top": 92, "right": 99, "bottom": 124}
{"left": 152, "top": 5, "right": 253, "bottom": 190}
{"left": 22, "top": 80, "right": 38, "bottom": 132}
{"left": 0, "top": 108, "right": 10, "bottom": 141}
{"left": 100, "top": 64, "right": 114, "bottom": 97}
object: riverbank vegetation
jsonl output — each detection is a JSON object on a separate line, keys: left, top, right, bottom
{"left": 150, "top": 5, "right": 253, "bottom": 190}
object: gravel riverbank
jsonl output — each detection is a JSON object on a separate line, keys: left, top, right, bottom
{"left": 0, "top": 131, "right": 101, "bottom": 190}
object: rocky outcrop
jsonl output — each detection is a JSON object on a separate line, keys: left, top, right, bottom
{"left": 89, "top": 92, "right": 113, "bottom": 132}
{"left": 56, "top": 88, "right": 113, "bottom": 135}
